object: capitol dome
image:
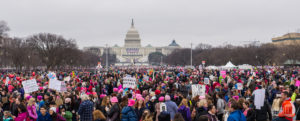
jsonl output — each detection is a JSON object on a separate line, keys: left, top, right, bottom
{"left": 124, "top": 19, "right": 141, "bottom": 47}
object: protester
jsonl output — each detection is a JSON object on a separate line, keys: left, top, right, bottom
{"left": 121, "top": 99, "right": 138, "bottom": 121}
{"left": 27, "top": 97, "right": 38, "bottom": 121}
{"left": 58, "top": 105, "right": 72, "bottom": 121}
{"left": 206, "top": 105, "right": 218, "bottom": 121}
{"left": 227, "top": 101, "right": 246, "bottom": 121}
{"left": 37, "top": 106, "right": 51, "bottom": 121}
{"left": 275, "top": 91, "right": 296, "bottom": 121}
{"left": 49, "top": 107, "right": 66, "bottom": 121}
{"left": 134, "top": 97, "right": 146, "bottom": 121}
{"left": 242, "top": 101, "right": 255, "bottom": 121}
{"left": 14, "top": 104, "right": 28, "bottom": 121}
{"left": 177, "top": 99, "right": 191, "bottom": 121}
{"left": 93, "top": 110, "right": 106, "bottom": 121}
{"left": 165, "top": 95, "right": 178, "bottom": 120}
{"left": 107, "top": 96, "right": 120, "bottom": 121}
{"left": 78, "top": 94, "right": 94, "bottom": 121}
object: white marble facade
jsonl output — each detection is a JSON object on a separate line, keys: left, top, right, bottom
{"left": 84, "top": 19, "right": 180, "bottom": 65}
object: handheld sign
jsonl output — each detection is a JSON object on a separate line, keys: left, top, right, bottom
{"left": 22, "top": 79, "right": 39, "bottom": 93}
{"left": 49, "top": 79, "right": 62, "bottom": 92}
{"left": 204, "top": 78, "right": 210, "bottom": 85}
{"left": 160, "top": 103, "right": 167, "bottom": 112}
{"left": 237, "top": 83, "right": 243, "bottom": 90}
{"left": 192, "top": 84, "right": 206, "bottom": 97}
{"left": 220, "top": 71, "right": 226, "bottom": 78}
{"left": 123, "top": 77, "right": 136, "bottom": 89}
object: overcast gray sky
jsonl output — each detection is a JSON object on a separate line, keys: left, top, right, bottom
{"left": 1, "top": 0, "right": 300, "bottom": 48}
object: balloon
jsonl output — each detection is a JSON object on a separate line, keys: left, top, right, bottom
{"left": 32, "top": 72, "right": 36, "bottom": 76}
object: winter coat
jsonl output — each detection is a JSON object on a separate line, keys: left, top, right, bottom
{"left": 255, "top": 100, "right": 272, "bottom": 121}
{"left": 121, "top": 106, "right": 138, "bottom": 121}
{"left": 217, "top": 98, "right": 225, "bottom": 115}
{"left": 178, "top": 105, "right": 191, "bottom": 121}
{"left": 107, "top": 104, "right": 120, "bottom": 121}
{"left": 164, "top": 100, "right": 178, "bottom": 120}
{"left": 27, "top": 105, "right": 38, "bottom": 121}
{"left": 135, "top": 107, "right": 145, "bottom": 121}
{"left": 244, "top": 109, "right": 255, "bottom": 121}
{"left": 14, "top": 112, "right": 27, "bottom": 121}
{"left": 227, "top": 110, "right": 246, "bottom": 121}
{"left": 193, "top": 107, "right": 208, "bottom": 121}
{"left": 37, "top": 112, "right": 52, "bottom": 121}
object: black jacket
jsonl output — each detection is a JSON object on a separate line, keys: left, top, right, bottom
{"left": 245, "top": 108, "right": 255, "bottom": 121}
{"left": 255, "top": 100, "right": 272, "bottom": 121}
{"left": 194, "top": 107, "right": 208, "bottom": 121}
{"left": 107, "top": 104, "right": 120, "bottom": 121}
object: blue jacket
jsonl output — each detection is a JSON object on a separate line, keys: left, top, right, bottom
{"left": 121, "top": 106, "right": 137, "bottom": 121}
{"left": 165, "top": 100, "right": 178, "bottom": 120}
{"left": 37, "top": 112, "right": 52, "bottom": 121}
{"left": 227, "top": 110, "right": 246, "bottom": 121}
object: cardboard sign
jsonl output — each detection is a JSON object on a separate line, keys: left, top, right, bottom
{"left": 22, "top": 79, "right": 39, "bottom": 94}
{"left": 204, "top": 78, "right": 210, "bottom": 85}
{"left": 237, "top": 83, "right": 243, "bottom": 90}
{"left": 220, "top": 71, "right": 226, "bottom": 78}
{"left": 64, "top": 76, "right": 71, "bottom": 82}
{"left": 192, "top": 84, "right": 206, "bottom": 97}
{"left": 123, "top": 77, "right": 136, "bottom": 89}
{"left": 160, "top": 103, "right": 167, "bottom": 112}
{"left": 49, "top": 79, "right": 62, "bottom": 91}
{"left": 60, "top": 81, "right": 67, "bottom": 92}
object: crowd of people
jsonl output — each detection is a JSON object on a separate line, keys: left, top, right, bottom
{"left": 0, "top": 66, "right": 299, "bottom": 121}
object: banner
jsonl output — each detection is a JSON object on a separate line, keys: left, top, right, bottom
{"left": 192, "top": 84, "right": 206, "bottom": 97}
{"left": 204, "top": 78, "right": 210, "bottom": 85}
{"left": 49, "top": 79, "right": 62, "bottom": 92}
{"left": 237, "top": 83, "right": 243, "bottom": 90}
{"left": 123, "top": 77, "right": 136, "bottom": 89}
{"left": 22, "top": 79, "right": 39, "bottom": 93}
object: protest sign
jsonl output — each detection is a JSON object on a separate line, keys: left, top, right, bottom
{"left": 64, "top": 76, "right": 71, "bottom": 82}
{"left": 220, "top": 71, "right": 226, "bottom": 78}
{"left": 204, "top": 78, "right": 210, "bottom": 85}
{"left": 47, "top": 72, "right": 57, "bottom": 80}
{"left": 237, "top": 83, "right": 243, "bottom": 90}
{"left": 295, "top": 80, "right": 300, "bottom": 87}
{"left": 22, "top": 79, "right": 39, "bottom": 93}
{"left": 60, "top": 81, "right": 67, "bottom": 92}
{"left": 192, "top": 84, "right": 206, "bottom": 97}
{"left": 123, "top": 77, "right": 136, "bottom": 89}
{"left": 49, "top": 79, "right": 62, "bottom": 92}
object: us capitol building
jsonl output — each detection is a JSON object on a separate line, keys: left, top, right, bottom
{"left": 84, "top": 19, "right": 181, "bottom": 66}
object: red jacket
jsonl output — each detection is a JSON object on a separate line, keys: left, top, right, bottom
{"left": 278, "top": 98, "right": 295, "bottom": 121}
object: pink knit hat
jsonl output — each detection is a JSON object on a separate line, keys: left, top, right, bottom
{"left": 100, "top": 94, "right": 106, "bottom": 98}
{"left": 233, "top": 96, "right": 239, "bottom": 100}
{"left": 26, "top": 96, "right": 32, "bottom": 100}
{"left": 118, "top": 89, "right": 123, "bottom": 94}
{"left": 110, "top": 97, "right": 118, "bottom": 103}
{"left": 37, "top": 96, "right": 43, "bottom": 100}
{"left": 128, "top": 99, "right": 135, "bottom": 106}
{"left": 199, "top": 96, "right": 206, "bottom": 100}
{"left": 113, "top": 88, "right": 118, "bottom": 92}
{"left": 159, "top": 96, "right": 165, "bottom": 102}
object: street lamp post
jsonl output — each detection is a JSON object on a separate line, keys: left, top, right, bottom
{"left": 106, "top": 44, "right": 108, "bottom": 70}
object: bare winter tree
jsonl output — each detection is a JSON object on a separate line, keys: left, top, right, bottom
{"left": 26, "top": 33, "right": 77, "bottom": 70}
